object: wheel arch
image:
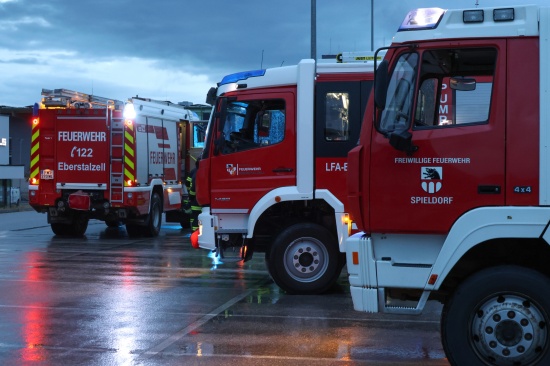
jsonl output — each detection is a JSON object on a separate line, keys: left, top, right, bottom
{"left": 250, "top": 189, "right": 343, "bottom": 254}
{"left": 429, "top": 207, "right": 550, "bottom": 293}
{"left": 436, "top": 238, "right": 550, "bottom": 301}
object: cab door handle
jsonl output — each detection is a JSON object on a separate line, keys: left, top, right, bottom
{"left": 273, "top": 168, "right": 293, "bottom": 173}
{"left": 478, "top": 185, "right": 501, "bottom": 194}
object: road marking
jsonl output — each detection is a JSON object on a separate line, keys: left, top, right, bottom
{"left": 143, "top": 278, "right": 271, "bottom": 357}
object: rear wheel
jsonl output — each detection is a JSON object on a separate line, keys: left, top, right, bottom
{"left": 70, "top": 212, "right": 88, "bottom": 237}
{"left": 51, "top": 212, "right": 88, "bottom": 237}
{"left": 51, "top": 223, "right": 71, "bottom": 236}
{"left": 105, "top": 219, "right": 121, "bottom": 228}
{"left": 442, "top": 265, "right": 550, "bottom": 366}
{"left": 126, "top": 224, "right": 143, "bottom": 238}
{"left": 267, "top": 223, "right": 341, "bottom": 295}
{"left": 144, "top": 193, "right": 162, "bottom": 237}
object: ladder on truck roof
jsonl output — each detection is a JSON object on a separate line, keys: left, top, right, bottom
{"left": 41, "top": 88, "right": 124, "bottom": 109}
{"left": 336, "top": 51, "right": 386, "bottom": 64}
{"left": 109, "top": 114, "right": 125, "bottom": 204}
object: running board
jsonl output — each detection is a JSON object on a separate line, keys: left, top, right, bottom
{"left": 378, "top": 288, "right": 430, "bottom": 315}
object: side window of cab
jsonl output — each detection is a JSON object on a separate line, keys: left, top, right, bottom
{"left": 220, "top": 99, "right": 285, "bottom": 154}
{"left": 414, "top": 48, "right": 496, "bottom": 129}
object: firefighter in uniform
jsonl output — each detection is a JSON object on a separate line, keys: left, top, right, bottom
{"left": 184, "top": 159, "right": 200, "bottom": 231}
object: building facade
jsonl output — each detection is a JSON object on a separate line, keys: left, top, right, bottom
{"left": 0, "top": 107, "right": 31, "bottom": 206}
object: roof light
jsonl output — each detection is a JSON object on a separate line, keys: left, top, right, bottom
{"left": 123, "top": 102, "right": 136, "bottom": 119}
{"left": 399, "top": 8, "right": 445, "bottom": 31}
{"left": 494, "top": 8, "right": 514, "bottom": 22}
{"left": 219, "top": 69, "right": 266, "bottom": 86}
{"left": 463, "top": 10, "right": 484, "bottom": 23}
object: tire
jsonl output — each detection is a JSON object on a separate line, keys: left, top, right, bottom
{"left": 70, "top": 212, "right": 88, "bottom": 237}
{"left": 144, "top": 193, "right": 162, "bottom": 237}
{"left": 126, "top": 224, "right": 143, "bottom": 238}
{"left": 266, "top": 222, "right": 341, "bottom": 295}
{"left": 105, "top": 219, "right": 121, "bottom": 228}
{"left": 51, "top": 223, "right": 70, "bottom": 236}
{"left": 441, "top": 265, "right": 550, "bottom": 366}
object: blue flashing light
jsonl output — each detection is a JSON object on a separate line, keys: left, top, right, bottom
{"left": 399, "top": 8, "right": 446, "bottom": 31}
{"left": 219, "top": 69, "right": 266, "bottom": 86}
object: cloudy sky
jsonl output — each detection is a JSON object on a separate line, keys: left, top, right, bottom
{"left": 0, "top": 0, "right": 547, "bottom": 107}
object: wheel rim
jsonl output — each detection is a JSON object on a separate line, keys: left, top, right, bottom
{"left": 471, "top": 294, "right": 548, "bottom": 365}
{"left": 283, "top": 237, "right": 329, "bottom": 283}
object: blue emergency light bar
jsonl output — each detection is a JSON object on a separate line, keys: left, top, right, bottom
{"left": 219, "top": 69, "right": 266, "bottom": 86}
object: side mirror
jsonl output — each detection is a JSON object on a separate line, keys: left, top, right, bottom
{"left": 206, "top": 87, "right": 217, "bottom": 105}
{"left": 450, "top": 76, "right": 476, "bottom": 91}
{"left": 389, "top": 129, "right": 418, "bottom": 155}
{"left": 374, "top": 60, "right": 389, "bottom": 110}
{"left": 216, "top": 97, "right": 227, "bottom": 132}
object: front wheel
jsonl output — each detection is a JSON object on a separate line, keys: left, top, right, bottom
{"left": 266, "top": 223, "right": 341, "bottom": 295}
{"left": 442, "top": 265, "right": 550, "bottom": 366}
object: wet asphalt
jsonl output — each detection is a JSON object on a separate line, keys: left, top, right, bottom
{"left": 0, "top": 209, "right": 449, "bottom": 365}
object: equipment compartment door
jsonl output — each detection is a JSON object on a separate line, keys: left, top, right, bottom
{"left": 209, "top": 91, "right": 295, "bottom": 212}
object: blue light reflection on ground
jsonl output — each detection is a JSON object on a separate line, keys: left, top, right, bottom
{"left": 207, "top": 250, "right": 222, "bottom": 270}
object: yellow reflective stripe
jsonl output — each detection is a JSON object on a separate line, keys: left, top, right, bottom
{"left": 30, "top": 166, "right": 39, "bottom": 178}
{"left": 32, "top": 130, "right": 40, "bottom": 142}
{"left": 125, "top": 130, "right": 134, "bottom": 143}
{"left": 31, "top": 142, "right": 39, "bottom": 155}
{"left": 124, "top": 155, "right": 135, "bottom": 170}
{"left": 124, "top": 168, "right": 134, "bottom": 181}
{"left": 124, "top": 143, "right": 135, "bottom": 157}
{"left": 30, "top": 154, "right": 39, "bottom": 167}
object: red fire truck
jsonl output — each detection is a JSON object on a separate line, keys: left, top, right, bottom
{"left": 29, "top": 88, "right": 203, "bottom": 237}
{"left": 193, "top": 60, "right": 374, "bottom": 294}
{"left": 344, "top": 5, "right": 550, "bottom": 365}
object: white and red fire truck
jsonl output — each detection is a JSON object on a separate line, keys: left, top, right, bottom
{"left": 29, "top": 88, "right": 202, "bottom": 237}
{"left": 344, "top": 5, "right": 550, "bottom": 365}
{"left": 193, "top": 60, "right": 374, "bottom": 294}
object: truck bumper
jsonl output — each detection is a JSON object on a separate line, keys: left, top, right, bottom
{"left": 346, "top": 232, "right": 380, "bottom": 313}
{"left": 197, "top": 207, "right": 217, "bottom": 251}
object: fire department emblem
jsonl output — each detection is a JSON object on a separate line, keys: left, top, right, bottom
{"left": 226, "top": 164, "right": 237, "bottom": 176}
{"left": 421, "top": 167, "right": 442, "bottom": 193}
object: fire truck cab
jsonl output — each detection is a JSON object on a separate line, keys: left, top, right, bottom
{"left": 195, "top": 61, "right": 374, "bottom": 294}
{"left": 345, "top": 5, "right": 550, "bottom": 365}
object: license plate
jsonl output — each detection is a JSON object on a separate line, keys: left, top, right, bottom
{"left": 40, "top": 169, "right": 54, "bottom": 180}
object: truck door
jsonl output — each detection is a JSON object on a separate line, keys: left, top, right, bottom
{"left": 315, "top": 81, "right": 371, "bottom": 203}
{"left": 208, "top": 90, "right": 296, "bottom": 211}
{"left": 369, "top": 44, "right": 505, "bottom": 234}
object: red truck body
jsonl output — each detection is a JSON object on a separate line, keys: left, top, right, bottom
{"left": 344, "top": 5, "right": 550, "bottom": 365}
{"left": 29, "top": 89, "right": 203, "bottom": 237}
{"left": 194, "top": 61, "right": 374, "bottom": 294}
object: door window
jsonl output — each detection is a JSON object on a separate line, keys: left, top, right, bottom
{"left": 414, "top": 48, "right": 496, "bottom": 128}
{"left": 325, "top": 92, "right": 350, "bottom": 141}
{"left": 220, "top": 99, "right": 285, "bottom": 154}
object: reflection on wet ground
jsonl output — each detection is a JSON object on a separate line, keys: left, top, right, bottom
{"left": 0, "top": 213, "right": 449, "bottom": 365}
